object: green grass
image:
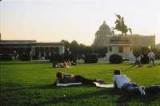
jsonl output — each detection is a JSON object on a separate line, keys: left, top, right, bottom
{"left": 0, "top": 61, "right": 160, "bottom": 106}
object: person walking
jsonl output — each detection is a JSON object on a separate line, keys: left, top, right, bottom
{"left": 147, "top": 51, "right": 156, "bottom": 66}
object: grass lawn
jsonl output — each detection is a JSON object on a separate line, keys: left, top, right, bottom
{"left": 0, "top": 61, "right": 160, "bottom": 106}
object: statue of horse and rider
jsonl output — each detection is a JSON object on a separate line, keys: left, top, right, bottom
{"left": 113, "top": 14, "right": 132, "bottom": 36}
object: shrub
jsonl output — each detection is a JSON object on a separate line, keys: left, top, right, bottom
{"left": 50, "top": 54, "right": 64, "bottom": 63}
{"left": 84, "top": 54, "right": 98, "bottom": 63}
{"left": 109, "top": 54, "right": 122, "bottom": 64}
{"left": 0, "top": 54, "right": 12, "bottom": 61}
{"left": 20, "top": 54, "right": 31, "bottom": 61}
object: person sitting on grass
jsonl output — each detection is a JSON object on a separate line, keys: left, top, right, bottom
{"left": 131, "top": 54, "right": 143, "bottom": 67}
{"left": 54, "top": 72, "right": 104, "bottom": 86}
{"left": 113, "top": 70, "right": 146, "bottom": 95}
{"left": 55, "top": 60, "right": 70, "bottom": 68}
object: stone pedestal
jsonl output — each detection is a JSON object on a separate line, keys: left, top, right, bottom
{"left": 106, "top": 36, "right": 135, "bottom": 61}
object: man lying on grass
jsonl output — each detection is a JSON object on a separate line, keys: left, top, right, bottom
{"left": 113, "top": 70, "right": 146, "bottom": 95}
{"left": 54, "top": 72, "right": 105, "bottom": 86}
{"left": 54, "top": 71, "right": 159, "bottom": 95}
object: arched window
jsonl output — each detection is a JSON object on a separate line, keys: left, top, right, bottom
{"left": 119, "top": 46, "right": 123, "bottom": 52}
{"left": 110, "top": 47, "right": 112, "bottom": 51}
{"left": 130, "top": 47, "right": 132, "bottom": 51}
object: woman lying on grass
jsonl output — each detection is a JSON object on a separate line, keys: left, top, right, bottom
{"left": 54, "top": 72, "right": 104, "bottom": 86}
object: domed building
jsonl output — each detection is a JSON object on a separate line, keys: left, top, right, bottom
{"left": 93, "top": 21, "right": 155, "bottom": 62}
{"left": 93, "top": 21, "right": 112, "bottom": 48}
{"left": 93, "top": 21, "right": 135, "bottom": 61}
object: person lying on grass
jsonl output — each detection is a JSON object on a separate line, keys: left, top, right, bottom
{"left": 113, "top": 70, "right": 146, "bottom": 95}
{"left": 54, "top": 72, "right": 105, "bottom": 86}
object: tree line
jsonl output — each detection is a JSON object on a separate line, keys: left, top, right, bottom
{"left": 61, "top": 40, "right": 160, "bottom": 60}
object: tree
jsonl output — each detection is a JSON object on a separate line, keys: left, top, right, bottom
{"left": 94, "top": 47, "right": 108, "bottom": 58}
{"left": 60, "top": 40, "right": 70, "bottom": 53}
{"left": 70, "top": 40, "right": 79, "bottom": 55}
{"left": 60, "top": 40, "right": 94, "bottom": 59}
{"left": 77, "top": 44, "right": 86, "bottom": 59}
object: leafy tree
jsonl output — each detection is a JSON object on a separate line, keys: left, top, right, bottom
{"left": 94, "top": 47, "right": 108, "bottom": 58}
{"left": 60, "top": 40, "right": 94, "bottom": 59}
{"left": 60, "top": 40, "right": 70, "bottom": 53}
{"left": 133, "top": 47, "right": 160, "bottom": 59}
{"left": 70, "top": 40, "right": 79, "bottom": 56}
{"left": 77, "top": 44, "right": 86, "bottom": 59}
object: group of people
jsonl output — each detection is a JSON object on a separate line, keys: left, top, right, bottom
{"left": 132, "top": 50, "right": 156, "bottom": 67}
{"left": 53, "top": 50, "right": 159, "bottom": 96}
{"left": 55, "top": 60, "right": 76, "bottom": 68}
{"left": 54, "top": 70, "right": 160, "bottom": 96}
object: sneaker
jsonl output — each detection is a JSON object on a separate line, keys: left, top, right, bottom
{"left": 139, "top": 87, "right": 146, "bottom": 95}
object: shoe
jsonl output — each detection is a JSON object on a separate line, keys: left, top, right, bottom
{"left": 139, "top": 87, "right": 146, "bottom": 95}
{"left": 93, "top": 82, "right": 100, "bottom": 86}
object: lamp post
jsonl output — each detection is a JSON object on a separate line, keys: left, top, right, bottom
{"left": 148, "top": 45, "right": 151, "bottom": 50}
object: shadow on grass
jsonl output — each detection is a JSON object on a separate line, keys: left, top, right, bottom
{"left": 1, "top": 83, "right": 56, "bottom": 93}
{"left": 34, "top": 88, "right": 119, "bottom": 106}
{"left": 116, "top": 91, "right": 160, "bottom": 106}
{"left": 34, "top": 86, "right": 160, "bottom": 106}
{"left": 1, "top": 83, "right": 160, "bottom": 106}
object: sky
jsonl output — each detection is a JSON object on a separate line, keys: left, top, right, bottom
{"left": 0, "top": 0, "right": 160, "bottom": 45}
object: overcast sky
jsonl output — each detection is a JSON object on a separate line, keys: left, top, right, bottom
{"left": 0, "top": 0, "right": 160, "bottom": 45}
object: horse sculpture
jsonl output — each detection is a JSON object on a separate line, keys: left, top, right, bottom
{"left": 113, "top": 14, "right": 132, "bottom": 36}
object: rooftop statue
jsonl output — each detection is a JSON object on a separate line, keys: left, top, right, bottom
{"left": 113, "top": 14, "right": 132, "bottom": 36}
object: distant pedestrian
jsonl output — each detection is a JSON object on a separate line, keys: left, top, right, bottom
{"left": 147, "top": 51, "right": 155, "bottom": 66}
{"left": 131, "top": 54, "right": 143, "bottom": 67}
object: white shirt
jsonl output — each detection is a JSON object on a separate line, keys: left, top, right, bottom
{"left": 113, "top": 75, "right": 130, "bottom": 89}
{"left": 148, "top": 52, "right": 155, "bottom": 59}
{"left": 137, "top": 56, "right": 141, "bottom": 61}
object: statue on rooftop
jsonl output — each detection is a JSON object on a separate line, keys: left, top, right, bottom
{"left": 113, "top": 14, "right": 132, "bottom": 36}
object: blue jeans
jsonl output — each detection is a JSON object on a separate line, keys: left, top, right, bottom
{"left": 149, "top": 58, "right": 155, "bottom": 66}
{"left": 122, "top": 83, "right": 140, "bottom": 92}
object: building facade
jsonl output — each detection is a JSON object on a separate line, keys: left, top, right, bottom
{"left": 0, "top": 40, "right": 65, "bottom": 60}
{"left": 93, "top": 22, "right": 155, "bottom": 48}
{"left": 129, "top": 35, "right": 155, "bottom": 47}
{"left": 93, "top": 21, "right": 155, "bottom": 61}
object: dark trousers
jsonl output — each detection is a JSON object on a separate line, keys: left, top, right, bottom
{"left": 145, "top": 85, "right": 160, "bottom": 94}
{"left": 74, "top": 75, "right": 96, "bottom": 86}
